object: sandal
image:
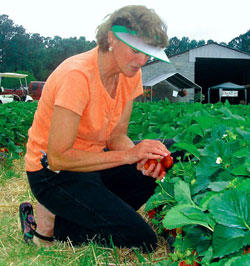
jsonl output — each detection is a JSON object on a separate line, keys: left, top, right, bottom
{"left": 19, "top": 202, "right": 55, "bottom": 244}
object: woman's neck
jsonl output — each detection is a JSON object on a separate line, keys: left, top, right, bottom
{"left": 98, "top": 48, "right": 119, "bottom": 97}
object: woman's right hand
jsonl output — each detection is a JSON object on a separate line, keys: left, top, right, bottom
{"left": 125, "top": 139, "right": 170, "bottom": 165}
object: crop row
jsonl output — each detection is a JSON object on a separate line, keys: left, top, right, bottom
{"left": 0, "top": 102, "right": 37, "bottom": 162}
{"left": 1, "top": 100, "right": 249, "bottom": 265}
{"left": 128, "top": 100, "right": 250, "bottom": 265}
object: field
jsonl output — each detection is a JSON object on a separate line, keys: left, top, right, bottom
{"left": 0, "top": 100, "right": 249, "bottom": 265}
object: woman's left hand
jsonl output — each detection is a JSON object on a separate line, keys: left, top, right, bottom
{"left": 137, "top": 159, "right": 166, "bottom": 180}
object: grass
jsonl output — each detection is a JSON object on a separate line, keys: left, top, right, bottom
{"left": 0, "top": 158, "right": 170, "bottom": 265}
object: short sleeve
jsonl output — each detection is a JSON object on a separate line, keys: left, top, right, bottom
{"left": 55, "top": 70, "right": 89, "bottom": 116}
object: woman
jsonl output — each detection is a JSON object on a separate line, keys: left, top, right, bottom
{"left": 20, "top": 5, "right": 171, "bottom": 252}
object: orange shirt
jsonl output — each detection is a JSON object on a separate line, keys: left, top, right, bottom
{"left": 25, "top": 47, "right": 143, "bottom": 171}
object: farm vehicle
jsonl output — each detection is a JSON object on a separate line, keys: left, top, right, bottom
{"left": 0, "top": 73, "right": 45, "bottom": 104}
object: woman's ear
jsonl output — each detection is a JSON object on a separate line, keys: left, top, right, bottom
{"left": 108, "top": 31, "right": 118, "bottom": 48}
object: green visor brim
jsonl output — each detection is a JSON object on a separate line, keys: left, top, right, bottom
{"left": 112, "top": 25, "right": 169, "bottom": 63}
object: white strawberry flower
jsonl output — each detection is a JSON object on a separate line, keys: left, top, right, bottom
{"left": 216, "top": 157, "right": 223, "bottom": 164}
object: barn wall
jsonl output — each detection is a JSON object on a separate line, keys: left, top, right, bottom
{"left": 169, "top": 52, "right": 195, "bottom": 82}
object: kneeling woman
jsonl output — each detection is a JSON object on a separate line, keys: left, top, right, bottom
{"left": 20, "top": 5, "right": 171, "bottom": 252}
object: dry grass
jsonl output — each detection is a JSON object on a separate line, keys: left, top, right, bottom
{"left": 0, "top": 158, "right": 170, "bottom": 265}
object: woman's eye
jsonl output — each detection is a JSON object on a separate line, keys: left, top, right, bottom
{"left": 131, "top": 48, "right": 139, "bottom": 54}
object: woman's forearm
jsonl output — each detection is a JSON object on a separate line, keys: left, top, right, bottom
{"left": 47, "top": 148, "right": 128, "bottom": 172}
{"left": 107, "top": 134, "right": 135, "bottom": 151}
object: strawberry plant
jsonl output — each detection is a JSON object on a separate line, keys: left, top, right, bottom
{"left": 0, "top": 101, "right": 37, "bottom": 164}
{"left": 129, "top": 100, "right": 250, "bottom": 265}
{"left": 1, "top": 98, "right": 249, "bottom": 264}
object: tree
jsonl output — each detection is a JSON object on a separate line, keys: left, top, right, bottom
{"left": 207, "top": 39, "right": 215, "bottom": 44}
{"left": 228, "top": 30, "right": 250, "bottom": 54}
{"left": 0, "top": 14, "right": 27, "bottom": 72}
{"left": 165, "top": 36, "right": 206, "bottom": 56}
{"left": 1, "top": 13, "right": 248, "bottom": 83}
{"left": 0, "top": 14, "right": 96, "bottom": 80}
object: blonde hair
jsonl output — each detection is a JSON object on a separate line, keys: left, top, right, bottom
{"left": 96, "top": 5, "right": 168, "bottom": 52}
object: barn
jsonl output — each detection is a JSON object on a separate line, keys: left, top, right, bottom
{"left": 141, "top": 43, "right": 250, "bottom": 104}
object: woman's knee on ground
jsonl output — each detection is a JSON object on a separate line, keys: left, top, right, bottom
{"left": 117, "top": 222, "right": 158, "bottom": 252}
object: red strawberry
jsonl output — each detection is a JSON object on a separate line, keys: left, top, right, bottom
{"left": 159, "top": 163, "right": 166, "bottom": 177}
{"left": 148, "top": 209, "right": 156, "bottom": 219}
{"left": 179, "top": 261, "right": 198, "bottom": 266}
{"left": 161, "top": 155, "right": 173, "bottom": 169}
{"left": 144, "top": 159, "right": 158, "bottom": 170}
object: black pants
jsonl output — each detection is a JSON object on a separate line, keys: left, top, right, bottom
{"left": 27, "top": 139, "right": 176, "bottom": 252}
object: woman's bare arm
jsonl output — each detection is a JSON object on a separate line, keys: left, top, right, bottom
{"left": 47, "top": 105, "right": 168, "bottom": 172}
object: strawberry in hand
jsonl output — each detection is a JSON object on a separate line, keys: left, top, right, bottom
{"left": 144, "top": 159, "right": 158, "bottom": 170}
{"left": 143, "top": 154, "right": 173, "bottom": 179}
{"left": 160, "top": 154, "right": 174, "bottom": 169}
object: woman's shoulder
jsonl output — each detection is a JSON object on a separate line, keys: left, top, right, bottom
{"left": 46, "top": 47, "right": 96, "bottom": 80}
{"left": 60, "top": 47, "right": 98, "bottom": 74}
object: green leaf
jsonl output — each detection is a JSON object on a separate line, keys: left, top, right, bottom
{"left": 182, "top": 225, "right": 212, "bottom": 253}
{"left": 212, "top": 224, "right": 249, "bottom": 258}
{"left": 187, "top": 123, "right": 204, "bottom": 136}
{"left": 233, "top": 148, "right": 250, "bottom": 158}
{"left": 181, "top": 206, "right": 216, "bottom": 229}
{"left": 199, "top": 191, "right": 223, "bottom": 211}
{"left": 143, "top": 132, "right": 160, "bottom": 139}
{"left": 196, "top": 156, "right": 220, "bottom": 180}
{"left": 231, "top": 161, "right": 249, "bottom": 176}
{"left": 222, "top": 254, "right": 250, "bottom": 266}
{"left": 193, "top": 114, "right": 215, "bottom": 131}
{"left": 208, "top": 181, "right": 230, "bottom": 192}
{"left": 163, "top": 204, "right": 213, "bottom": 230}
{"left": 174, "top": 180, "right": 193, "bottom": 205}
{"left": 172, "top": 142, "right": 200, "bottom": 158}
{"left": 200, "top": 246, "right": 214, "bottom": 265}
{"left": 191, "top": 175, "right": 210, "bottom": 195}
{"left": 145, "top": 192, "right": 173, "bottom": 211}
{"left": 237, "top": 179, "right": 250, "bottom": 195}
{"left": 208, "top": 190, "right": 250, "bottom": 230}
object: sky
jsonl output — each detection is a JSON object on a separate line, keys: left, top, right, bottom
{"left": 1, "top": 0, "right": 250, "bottom": 44}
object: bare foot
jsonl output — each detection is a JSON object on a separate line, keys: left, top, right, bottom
{"left": 33, "top": 235, "right": 55, "bottom": 247}
{"left": 33, "top": 203, "right": 55, "bottom": 247}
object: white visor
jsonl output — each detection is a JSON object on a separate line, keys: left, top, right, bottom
{"left": 112, "top": 25, "right": 169, "bottom": 63}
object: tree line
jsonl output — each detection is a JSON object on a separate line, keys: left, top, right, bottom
{"left": 0, "top": 14, "right": 249, "bottom": 82}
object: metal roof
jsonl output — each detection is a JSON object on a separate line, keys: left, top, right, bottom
{"left": 209, "top": 82, "right": 245, "bottom": 90}
{"left": 142, "top": 61, "right": 201, "bottom": 90}
{"left": 169, "top": 43, "right": 250, "bottom": 60}
{"left": 0, "top": 73, "right": 28, "bottom": 78}
{"left": 143, "top": 72, "right": 201, "bottom": 90}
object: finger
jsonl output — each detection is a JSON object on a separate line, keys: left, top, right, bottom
{"left": 151, "top": 162, "right": 162, "bottom": 178}
{"left": 147, "top": 145, "right": 170, "bottom": 157}
{"left": 155, "top": 169, "right": 166, "bottom": 180}
{"left": 146, "top": 153, "right": 164, "bottom": 160}
{"left": 143, "top": 161, "right": 156, "bottom": 176}
{"left": 137, "top": 158, "right": 147, "bottom": 171}
{"left": 157, "top": 171, "right": 166, "bottom": 180}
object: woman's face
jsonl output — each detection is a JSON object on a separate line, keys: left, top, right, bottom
{"left": 110, "top": 34, "right": 150, "bottom": 77}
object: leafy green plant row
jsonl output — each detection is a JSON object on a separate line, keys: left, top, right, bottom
{"left": 0, "top": 101, "right": 37, "bottom": 163}
{"left": 1, "top": 99, "right": 249, "bottom": 264}
{"left": 128, "top": 100, "right": 250, "bottom": 265}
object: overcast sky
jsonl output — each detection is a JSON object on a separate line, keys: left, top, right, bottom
{"left": 2, "top": 0, "right": 250, "bottom": 44}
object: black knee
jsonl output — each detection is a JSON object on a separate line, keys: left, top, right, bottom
{"left": 140, "top": 228, "right": 158, "bottom": 253}
{"left": 123, "top": 223, "right": 158, "bottom": 253}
